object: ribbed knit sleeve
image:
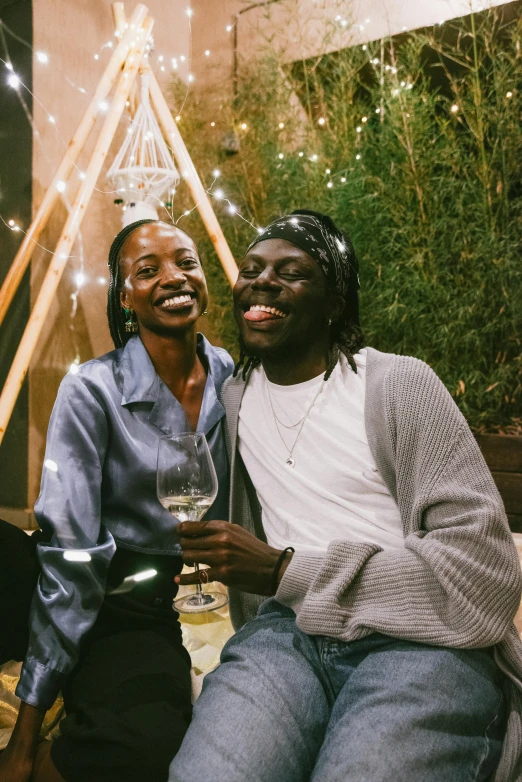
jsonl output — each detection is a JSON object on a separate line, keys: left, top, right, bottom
{"left": 277, "top": 354, "right": 522, "bottom": 649}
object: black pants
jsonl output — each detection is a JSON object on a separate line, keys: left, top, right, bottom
{"left": 0, "top": 519, "right": 192, "bottom": 782}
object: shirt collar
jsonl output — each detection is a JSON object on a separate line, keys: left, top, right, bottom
{"left": 119, "top": 334, "right": 227, "bottom": 436}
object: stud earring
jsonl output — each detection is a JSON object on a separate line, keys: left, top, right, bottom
{"left": 124, "top": 308, "right": 139, "bottom": 333}
{"left": 328, "top": 318, "right": 332, "bottom": 326}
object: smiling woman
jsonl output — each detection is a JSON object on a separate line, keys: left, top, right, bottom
{"left": 0, "top": 220, "right": 234, "bottom": 782}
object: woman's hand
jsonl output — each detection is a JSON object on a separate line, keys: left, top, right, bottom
{"left": 175, "top": 520, "right": 293, "bottom": 595}
{"left": 0, "top": 701, "right": 45, "bottom": 782}
{"left": 0, "top": 744, "right": 33, "bottom": 782}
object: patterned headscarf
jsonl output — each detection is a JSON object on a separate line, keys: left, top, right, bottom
{"left": 246, "top": 209, "right": 360, "bottom": 325}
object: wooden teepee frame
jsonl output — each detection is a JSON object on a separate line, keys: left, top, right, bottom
{"left": 0, "top": 3, "right": 238, "bottom": 446}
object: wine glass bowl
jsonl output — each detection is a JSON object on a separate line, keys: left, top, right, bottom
{"left": 157, "top": 432, "right": 228, "bottom": 613}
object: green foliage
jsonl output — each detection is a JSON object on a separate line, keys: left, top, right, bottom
{"left": 172, "top": 6, "right": 522, "bottom": 432}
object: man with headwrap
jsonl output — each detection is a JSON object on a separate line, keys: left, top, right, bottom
{"left": 169, "top": 211, "right": 522, "bottom": 782}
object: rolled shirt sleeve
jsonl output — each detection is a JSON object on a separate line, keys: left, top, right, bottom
{"left": 16, "top": 374, "right": 116, "bottom": 710}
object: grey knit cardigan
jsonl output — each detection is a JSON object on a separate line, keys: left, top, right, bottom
{"left": 221, "top": 347, "right": 522, "bottom": 782}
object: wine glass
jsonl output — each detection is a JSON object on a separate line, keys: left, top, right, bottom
{"left": 157, "top": 432, "right": 228, "bottom": 613}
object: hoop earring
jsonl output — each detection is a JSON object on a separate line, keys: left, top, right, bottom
{"left": 124, "top": 308, "right": 139, "bottom": 333}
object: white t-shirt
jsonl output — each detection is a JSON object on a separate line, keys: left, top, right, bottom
{"left": 237, "top": 350, "right": 405, "bottom": 554}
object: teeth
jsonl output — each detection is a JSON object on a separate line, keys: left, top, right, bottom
{"left": 160, "top": 295, "right": 192, "bottom": 308}
{"left": 249, "top": 304, "right": 287, "bottom": 318}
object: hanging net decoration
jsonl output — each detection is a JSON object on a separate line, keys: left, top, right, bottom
{"left": 107, "top": 72, "right": 180, "bottom": 226}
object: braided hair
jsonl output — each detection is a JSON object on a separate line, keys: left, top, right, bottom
{"left": 233, "top": 216, "right": 364, "bottom": 381}
{"left": 107, "top": 219, "right": 158, "bottom": 349}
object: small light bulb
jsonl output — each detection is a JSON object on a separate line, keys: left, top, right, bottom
{"left": 362, "top": 45, "right": 367, "bottom": 51}
{"left": 257, "top": 227, "right": 264, "bottom": 233}
{"left": 160, "top": 66, "right": 165, "bottom": 71}
{"left": 311, "top": 154, "right": 318, "bottom": 161}
{"left": 228, "top": 204, "right": 237, "bottom": 214}
{"left": 327, "top": 182, "right": 333, "bottom": 188}
{"left": 341, "top": 177, "right": 346, "bottom": 183}
{"left": 362, "top": 116, "right": 367, "bottom": 122}
{"left": 180, "top": 55, "right": 186, "bottom": 62}
{"left": 186, "top": 7, "right": 193, "bottom": 17}
{"left": 94, "top": 54, "right": 99, "bottom": 60}
{"left": 99, "top": 101, "right": 109, "bottom": 112}
{"left": 98, "top": 276, "right": 107, "bottom": 285}
{"left": 107, "top": 41, "right": 113, "bottom": 48}
{"left": 400, "top": 81, "right": 406, "bottom": 87}
{"left": 175, "top": 115, "right": 181, "bottom": 122}
{"left": 506, "top": 91, "right": 513, "bottom": 98}
{"left": 184, "top": 210, "right": 190, "bottom": 216}
{"left": 318, "top": 117, "right": 325, "bottom": 125}
{"left": 133, "top": 568, "right": 157, "bottom": 582}
{"left": 8, "top": 219, "right": 15, "bottom": 226}
{"left": 356, "top": 154, "right": 361, "bottom": 160}
{"left": 75, "top": 272, "right": 85, "bottom": 287}
{"left": 326, "top": 168, "right": 331, "bottom": 173}
{"left": 56, "top": 181, "right": 66, "bottom": 193}
{"left": 372, "top": 58, "right": 379, "bottom": 65}
{"left": 278, "top": 153, "right": 284, "bottom": 159}
{"left": 279, "top": 122, "right": 285, "bottom": 129}
{"left": 213, "top": 169, "right": 220, "bottom": 177}
{"left": 205, "top": 50, "right": 210, "bottom": 56}
{"left": 158, "top": 55, "right": 164, "bottom": 62}
{"left": 188, "top": 73, "right": 195, "bottom": 82}
{"left": 356, "top": 126, "right": 362, "bottom": 133}
{"left": 63, "top": 550, "right": 91, "bottom": 562}
{"left": 451, "top": 104, "right": 459, "bottom": 113}
{"left": 7, "top": 73, "right": 20, "bottom": 89}
{"left": 210, "top": 121, "right": 215, "bottom": 127}
{"left": 6, "top": 62, "right": 13, "bottom": 71}
{"left": 214, "top": 189, "right": 224, "bottom": 199}
{"left": 68, "top": 363, "right": 80, "bottom": 376}
{"left": 241, "top": 122, "right": 247, "bottom": 130}
{"left": 36, "top": 51, "right": 49, "bottom": 64}
{"left": 48, "top": 115, "right": 55, "bottom": 124}
{"left": 226, "top": 25, "right": 232, "bottom": 32}
{"left": 298, "top": 152, "right": 304, "bottom": 157}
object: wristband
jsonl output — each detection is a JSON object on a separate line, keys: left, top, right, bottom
{"left": 271, "top": 547, "right": 294, "bottom": 595}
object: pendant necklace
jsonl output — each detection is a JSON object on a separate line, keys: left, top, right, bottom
{"left": 266, "top": 374, "right": 326, "bottom": 467}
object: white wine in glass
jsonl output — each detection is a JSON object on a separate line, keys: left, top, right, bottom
{"left": 157, "top": 432, "right": 228, "bottom": 614}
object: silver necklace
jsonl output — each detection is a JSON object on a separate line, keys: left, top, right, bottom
{"left": 266, "top": 374, "right": 326, "bottom": 467}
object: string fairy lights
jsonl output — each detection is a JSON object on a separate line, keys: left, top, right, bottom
{"left": 0, "top": 6, "right": 517, "bottom": 383}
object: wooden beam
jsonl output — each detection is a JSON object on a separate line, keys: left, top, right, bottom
{"left": 148, "top": 75, "right": 238, "bottom": 287}
{"left": 0, "top": 4, "right": 149, "bottom": 328}
{"left": 0, "top": 17, "right": 155, "bottom": 444}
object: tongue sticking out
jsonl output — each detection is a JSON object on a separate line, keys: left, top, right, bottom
{"left": 244, "top": 310, "right": 283, "bottom": 322}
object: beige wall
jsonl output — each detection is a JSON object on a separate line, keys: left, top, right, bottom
{"left": 28, "top": 0, "right": 190, "bottom": 506}
{"left": 191, "top": 0, "right": 514, "bottom": 87}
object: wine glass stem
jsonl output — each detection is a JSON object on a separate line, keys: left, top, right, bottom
{"left": 194, "top": 562, "right": 203, "bottom": 596}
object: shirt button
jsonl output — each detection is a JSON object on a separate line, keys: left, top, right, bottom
{"left": 154, "top": 597, "right": 163, "bottom": 606}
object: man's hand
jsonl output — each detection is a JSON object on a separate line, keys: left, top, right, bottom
{"left": 175, "top": 520, "right": 292, "bottom": 595}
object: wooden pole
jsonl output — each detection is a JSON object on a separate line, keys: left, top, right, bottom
{"left": 0, "top": 17, "right": 155, "bottom": 445}
{"left": 112, "top": 4, "right": 238, "bottom": 286}
{"left": 0, "top": 3, "right": 148, "bottom": 328}
{"left": 148, "top": 75, "right": 239, "bottom": 287}
{"left": 112, "top": 3, "right": 140, "bottom": 116}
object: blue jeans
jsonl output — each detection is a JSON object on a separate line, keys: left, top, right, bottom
{"left": 170, "top": 599, "right": 505, "bottom": 782}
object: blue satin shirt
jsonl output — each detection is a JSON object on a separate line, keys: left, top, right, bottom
{"left": 16, "top": 334, "right": 234, "bottom": 710}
